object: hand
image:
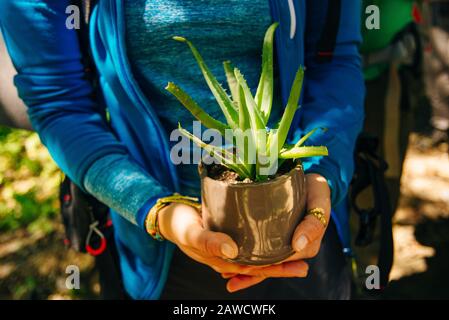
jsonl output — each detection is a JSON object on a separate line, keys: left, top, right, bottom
{"left": 158, "top": 203, "right": 309, "bottom": 285}
{"left": 224, "top": 173, "right": 331, "bottom": 292}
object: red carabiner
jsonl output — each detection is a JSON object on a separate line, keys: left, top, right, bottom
{"left": 86, "top": 237, "right": 107, "bottom": 256}
{"left": 85, "top": 221, "right": 107, "bottom": 256}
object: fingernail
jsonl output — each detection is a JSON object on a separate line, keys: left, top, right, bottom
{"left": 295, "top": 235, "right": 308, "bottom": 252}
{"left": 226, "top": 281, "right": 236, "bottom": 293}
{"left": 221, "top": 243, "right": 237, "bottom": 259}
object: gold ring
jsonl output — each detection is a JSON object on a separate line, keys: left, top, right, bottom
{"left": 307, "top": 208, "right": 327, "bottom": 228}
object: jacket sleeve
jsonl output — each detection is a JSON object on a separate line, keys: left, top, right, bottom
{"left": 301, "top": 0, "right": 365, "bottom": 206}
{"left": 0, "top": 0, "right": 171, "bottom": 227}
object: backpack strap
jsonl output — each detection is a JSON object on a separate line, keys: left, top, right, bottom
{"left": 351, "top": 133, "right": 394, "bottom": 290}
{"left": 62, "top": 0, "right": 127, "bottom": 299}
{"left": 315, "top": 0, "right": 342, "bottom": 63}
{"left": 72, "top": 0, "right": 97, "bottom": 72}
{"left": 72, "top": 0, "right": 105, "bottom": 117}
{"left": 80, "top": 0, "right": 96, "bottom": 25}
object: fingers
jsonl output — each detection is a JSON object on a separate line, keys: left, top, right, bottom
{"left": 248, "top": 260, "right": 309, "bottom": 278}
{"left": 185, "top": 220, "right": 239, "bottom": 259}
{"left": 305, "top": 174, "right": 331, "bottom": 212}
{"left": 226, "top": 261, "right": 309, "bottom": 292}
{"left": 292, "top": 214, "right": 326, "bottom": 252}
{"left": 193, "top": 229, "right": 239, "bottom": 259}
{"left": 292, "top": 174, "right": 331, "bottom": 257}
{"left": 166, "top": 204, "right": 238, "bottom": 260}
{"left": 223, "top": 260, "right": 308, "bottom": 278}
{"left": 227, "top": 275, "right": 266, "bottom": 293}
{"left": 223, "top": 260, "right": 309, "bottom": 293}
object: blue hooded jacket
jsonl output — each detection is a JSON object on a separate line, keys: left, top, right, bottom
{"left": 0, "top": 0, "right": 364, "bottom": 299}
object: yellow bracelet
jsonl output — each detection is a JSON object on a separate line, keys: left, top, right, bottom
{"left": 307, "top": 207, "right": 327, "bottom": 228}
{"left": 145, "top": 193, "right": 201, "bottom": 241}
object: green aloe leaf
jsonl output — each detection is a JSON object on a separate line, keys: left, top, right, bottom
{"left": 235, "top": 85, "right": 256, "bottom": 176}
{"left": 279, "top": 146, "right": 329, "bottom": 159}
{"left": 293, "top": 127, "right": 327, "bottom": 148}
{"left": 234, "top": 68, "right": 267, "bottom": 177}
{"left": 166, "top": 82, "right": 230, "bottom": 137}
{"left": 170, "top": 23, "right": 328, "bottom": 181}
{"left": 268, "top": 67, "right": 304, "bottom": 155}
{"left": 234, "top": 68, "right": 270, "bottom": 180}
{"left": 223, "top": 61, "right": 239, "bottom": 109}
{"left": 234, "top": 68, "right": 264, "bottom": 129}
{"left": 173, "top": 36, "right": 239, "bottom": 129}
{"left": 237, "top": 84, "right": 251, "bottom": 131}
{"left": 178, "top": 124, "right": 251, "bottom": 179}
{"left": 255, "top": 22, "right": 278, "bottom": 124}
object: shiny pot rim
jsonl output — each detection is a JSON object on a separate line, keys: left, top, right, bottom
{"left": 198, "top": 161, "right": 304, "bottom": 189}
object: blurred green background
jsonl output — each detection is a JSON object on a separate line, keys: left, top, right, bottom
{"left": 0, "top": 127, "right": 97, "bottom": 300}
{"left": 0, "top": 127, "right": 59, "bottom": 233}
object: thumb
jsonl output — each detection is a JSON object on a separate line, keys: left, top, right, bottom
{"left": 163, "top": 203, "right": 239, "bottom": 259}
{"left": 292, "top": 174, "right": 330, "bottom": 252}
{"left": 188, "top": 224, "right": 239, "bottom": 259}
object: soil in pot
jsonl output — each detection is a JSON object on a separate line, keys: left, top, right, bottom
{"left": 199, "top": 160, "right": 307, "bottom": 266}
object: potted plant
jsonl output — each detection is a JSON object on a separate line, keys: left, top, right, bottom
{"left": 166, "top": 23, "right": 328, "bottom": 265}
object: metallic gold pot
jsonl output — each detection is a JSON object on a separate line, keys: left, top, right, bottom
{"left": 199, "top": 162, "right": 306, "bottom": 265}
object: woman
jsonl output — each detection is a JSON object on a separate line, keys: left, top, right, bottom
{"left": 0, "top": 0, "right": 364, "bottom": 299}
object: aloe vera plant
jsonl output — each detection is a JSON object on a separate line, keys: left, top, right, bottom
{"left": 166, "top": 22, "right": 328, "bottom": 182}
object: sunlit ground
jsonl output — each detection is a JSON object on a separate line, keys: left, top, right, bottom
{"left": 353, "top": 134, "right": 449, "bottom": 299}
{"left": 1, "top": 127, "right": 449, "bottom": 299}
{"left": 385, "top": 135, "right": 449, "bottom": 299}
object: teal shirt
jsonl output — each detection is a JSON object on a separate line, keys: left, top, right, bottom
{"left": 124, "top": 0, "right": 275, "bottom": 195}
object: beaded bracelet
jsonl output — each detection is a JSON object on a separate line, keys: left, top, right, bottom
{"left": 145, "top": 193, "right": 201, "bottom": 241}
